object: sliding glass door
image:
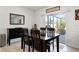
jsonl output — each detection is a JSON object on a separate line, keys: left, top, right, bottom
{"left": 46, "top": 13, "right": 66, "bottom": 44}
{"left": 46, "top": 14, "right": 66, "bottom": 33}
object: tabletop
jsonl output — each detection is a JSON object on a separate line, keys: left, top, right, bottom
{"left": 40, "top": 33, "right": 60, "bottom": 41}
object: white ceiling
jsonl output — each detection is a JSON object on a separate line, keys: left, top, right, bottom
{"left": 23, "top": 6, "right": 48, "bottom": 11}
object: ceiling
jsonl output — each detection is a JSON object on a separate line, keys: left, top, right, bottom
{"left": 23, "top": 6, "right": 48, "bottom": 11}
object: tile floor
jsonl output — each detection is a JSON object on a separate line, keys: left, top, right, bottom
{"left": 0, "top": 41, "right": 79, "bottom": 52}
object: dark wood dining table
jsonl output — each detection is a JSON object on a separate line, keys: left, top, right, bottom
{"left": 40, "top": 33, "right": 60, "bottom": 52}
{"left": 21, "top": 33, "right": 60, "bottom": 52}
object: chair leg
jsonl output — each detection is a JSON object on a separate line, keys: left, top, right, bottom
{"left": 28, "top": 44, "right": 30, "bottom": 52}
{"left": 53, "top": 40, "right": 54, "bottom": 50}
{"left": 23, "top": 41, "right": 25, "bottom": 52}
{"left": 32, "top": 45, "right": 34, "bottom": 52}
{"left": 48, "top": 46, "right": 50, "bottom": 52}
{"left": 32, "top": 40, "right": 34, "bottom": 52}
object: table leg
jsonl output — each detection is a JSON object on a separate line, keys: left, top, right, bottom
{"left": 21, "top": 37, "right": 24, "bottom": 49}
{"left": 7, "top": 38, "right": 10, "bottom": 46}
{"left": 43, "top": 41, "right": 47, "bottom": 52}
{"left": 28, "top": 37, "right": 30, "bottom": 52}
{"left": 32, "top": 40, "right": 34, "bottom": 52}
{"left": 23, "top": 41, "right": 25, "bottom": 52}
{"left": 8, "top": 39, "right": 10, "bottom": 46}
{"left": 56, "top": 36, "right": 59, "bottom": 52}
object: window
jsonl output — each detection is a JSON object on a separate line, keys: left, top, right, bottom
{"left": 45, "top": 14, "right": 66, "bottom": 31}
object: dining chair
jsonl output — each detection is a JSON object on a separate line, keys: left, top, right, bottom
{"left": 47, "top": 28, "right": 55, "bottom": 50}
{"left": 23, "top": 29, "right": 32, "bottom": 52}
{"left": 40, "top": 27, "right": 46, "bottom": 36}
{"left": 40, "top": 27, "right": 50, "bottom": 52}
{"left": 31, "top": 29, "right": 42, "bottom": 52}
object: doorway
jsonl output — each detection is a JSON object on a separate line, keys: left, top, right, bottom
{"left": 45, "top": 12, "right": 66, "bottom": 44}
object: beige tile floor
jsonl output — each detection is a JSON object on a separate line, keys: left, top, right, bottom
{"left": 0, "top": 41, "right": 79, "bottom": 52}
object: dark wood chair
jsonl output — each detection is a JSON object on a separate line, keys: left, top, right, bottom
{"left": 23, "top": 29, "right": 32, "bottom": 52}
{"left": 40, "top": 27, "right": 46, "bottom": 36}
{"left": 31, "top": 29, "right": 51, "bottom": 52}
{"left": 47, "top": 28, "right": 55, "bottom": 50}
{"left": 40, "top": 27, "right": 52, "bottom": 52}
{"left": 40, "top": 27, "right": 55, "bottom": 51}
{"left": 31, "top": 29, "right": 42, "bottom": 52}
{"left": 47, "top": 28, "right": 55, "bottom": 36}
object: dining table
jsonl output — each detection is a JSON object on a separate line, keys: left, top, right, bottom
{"left": 40, "top": 33, "right": 60, "bottom": 52}
{"left": 21, "top": 33, "right": 60, "bottom": 52}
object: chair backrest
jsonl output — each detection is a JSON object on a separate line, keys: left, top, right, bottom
{"left": 31, "top": 29, "right": 40, "bottom": 38}
{"left": 31, "top": 29, "right": 42, "bottom": 51}
{"left": 40, "top": 27, "right": 46, "bottom": 30}
{"left": 23, "top": 28, "right": 29, "bottom": 44}
{"left": 47, "top": 28, "right": 55, "bottom": 36}
{"left": 47, "top": 28, "right": 55, "bottom": 31}
{"left": 40, "top": 27, "right": 46, "bottom": 36}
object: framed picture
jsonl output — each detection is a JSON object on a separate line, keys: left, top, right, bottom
{"left": 10, "top": 13, "right": 25, "bottom": 25}
{"left": 46, "top": 6, "right": 60, "bottom": 13}
{"left": 75, "top": 9, "right": 79, "bottom": 20}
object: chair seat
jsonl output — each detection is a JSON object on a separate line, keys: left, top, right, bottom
{"left": 24, "top": 39, "right": 32, "bottom": 45}
{"left": 40, "top": 33, "right": 45, "bottom": 36}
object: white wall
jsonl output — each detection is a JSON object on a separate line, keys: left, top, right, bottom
{"left": 0, "top": 6, "right": 35, "bottom": 34}
{"left": 0, "top": 6, "right": 35, "bottom": 43}
{"left": 34, "top": 8, "right": 46, "bottom": 29}
{"left": 35, "top": 6, "right": 79, "bottom": 48}
{"left": 65, "top": 6, "right": 79, "bottom": 48}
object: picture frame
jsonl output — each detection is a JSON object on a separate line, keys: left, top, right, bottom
{"left": 10, "top": 13, "right": 25, "bottom": 25}
{"left": 46, "top": 6, "right": 60, "bottom": 13}
{"left": 75, "top": 9, "right": 79, "bottom": 20}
